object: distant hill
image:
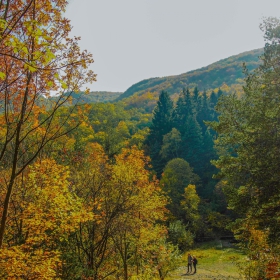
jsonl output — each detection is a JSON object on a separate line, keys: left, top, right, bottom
{"left": 117, "top": 48, "right": 263, "bottom": 101}
{"left": 72, "top": 91, "right": 123, "bottom": 104}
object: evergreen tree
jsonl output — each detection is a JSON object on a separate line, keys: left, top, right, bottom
{"left": 210, "top": 18, "right": 280, "bottom": 279}
{"left": 173, "top": 88, "right": 193, "bottom": 133}
{"left": 209, "top": 91, "right": 219, "bottom": 121}
{"left": 180, "top": 115, "right": 203, "bottom": 176}
{"left": 192, "top": 87, "right": 199, "bottom": 113}
{"left": 199, "top": 128, "right": 218, "bottom": 197}
{"left": 217, "top": 88, "right": 223, "bottom": 100}
{"left": 209, "top": 91, "right": 218, "bottom": 109}
{"left": 145, "top": 91, "right": 173, "bottom": 177}
{"left": 172, "top": 91, "right": 186, "bottom": 133}
{"left": 197, "top": 90, "right": 211, "bottom": 133}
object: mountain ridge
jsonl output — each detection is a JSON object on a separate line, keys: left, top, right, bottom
{"left": 116, "top": 48, "right": 263, "bottom": 101}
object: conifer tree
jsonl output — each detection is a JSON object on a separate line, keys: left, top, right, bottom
{"left": 209, "top": 91, "right": 219, "bottom": 121}
{"left": 217, "top": 88, "right": 223, "bottom": 100}
{"left": 210, "top": 18, "right": 280, "bottom": 279}
{"left": 172, "top": 91, "right": 187, "bottom": 133}
{"left": 199, "top": 128, "right": 217, "bottom": 197}
{"left": 145, "top": 91, "right": 173, "bottom": 177}
{"left": 192, "top": 87, "right": 199, "bottom": 113}
{"left": 173, "top": 88, "right": 193, "bottom": 133}
{"left": 197, "top": 90, "right": 211, "bottom": 133}
{"left": 209, "top": 91, "right": 218, "bottom": 109}
{"left": 180, "top": 115, "right": 203, "bottom": 176}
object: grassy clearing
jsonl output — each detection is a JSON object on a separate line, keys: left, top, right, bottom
{"left": 166, "top": 240, "right": 247, "bottom": 280}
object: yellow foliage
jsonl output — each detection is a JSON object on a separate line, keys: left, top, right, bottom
{"left": 0, "top": 159, "right": 94, "bottom": 279}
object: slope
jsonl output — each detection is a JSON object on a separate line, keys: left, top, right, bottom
{"left": 117, "top": 48, "right": 263, "bottom": 101}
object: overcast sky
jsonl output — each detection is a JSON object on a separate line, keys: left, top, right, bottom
{"left": 65, "top": 0, "right": 280, "bottom": 92}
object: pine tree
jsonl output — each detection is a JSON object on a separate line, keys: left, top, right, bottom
{"left": 209, "top": 91, "right": 219, "bottom": 121}
{"left": 173, "top": 88, "right": 193, "bottom": 133}
{"left": 192, "top": 87, "right": 199, "bottom": 113}
{"left": 209, "top": 91, "right": 218, "bottom": 109}
{"left": 180, "top": 115, "right": 203, "bottom": 176}
{"left": 145, "top": 91, "right": 173, "bottom": 177}
{"left": 197, "top": 90, "right": 211, "bottom": 133}
{"left": 217, "top": 88, "right": 223, "bottom": 100}
{"left": 199, "top": 128, "right": 218, "bottom": 197}
{"left": 210, "top": 18, "right": 280, "bottom": 278}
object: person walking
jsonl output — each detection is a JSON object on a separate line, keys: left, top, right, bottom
{"left": 192, "top": 255, "right": 198, "bottom": 273}
{"left": 187, "top": 253, "right": 193, "bottom": 273}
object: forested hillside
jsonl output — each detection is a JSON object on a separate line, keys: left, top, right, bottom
{"left": 72, "top": 91, "right": 122, "bottom": 104}
{"left": 117, "top": 48, "right": 262, "bottom": 101}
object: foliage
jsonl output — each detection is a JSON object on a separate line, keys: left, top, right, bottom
{"left": 210, "top": 17, "right": 280, "bottom": 279}
{"left": 145, "top": 91, "right": 173, "bottom": 177}
{"left": 160, "top": 158, "right": 200, "bottom": 221}
{"left": 71, "top": 91, "right": 122, "bottom": 104}
{"left": 160, "top": 128, "right": 182, "bottom": 161}
{"left": 168, "top": 220, "right": 194, "bottom": 251}
{"left": 181, "top": 185, "right": 200, "bottom": 231}
{"left": 0, "top": 159, "right": 93, "bottom": 279}
{"left": 0, "top": 0, "right": 95, "bottom": 248}
{"left": 60, "top": 144, "right": 170, "bottom": 279}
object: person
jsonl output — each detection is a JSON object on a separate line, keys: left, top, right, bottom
{"left": 187, "top": 253, "right": 193, "bottom": 273}
{"left": 192, "top": 255, "right": 198, "bottom": 273}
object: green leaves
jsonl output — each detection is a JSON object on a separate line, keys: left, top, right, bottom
{"left": 209, "top": 17, "right": 280, "bottom": 280}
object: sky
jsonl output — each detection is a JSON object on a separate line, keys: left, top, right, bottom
{"left": 65, "top": 0, "right": 280, "bottom": 92}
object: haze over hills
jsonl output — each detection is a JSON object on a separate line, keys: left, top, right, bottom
{"left": 116, "top": 48, "right": 263, "bottom": 101}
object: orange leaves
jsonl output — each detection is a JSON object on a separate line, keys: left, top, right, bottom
{"left": 266, "top": 262, "right": 280, "bottom": 279}
{"left": 235, "top": 224, "right": 280, "bottom": 280}
{"left": 0, "top": 246, "right": 62, "bottom": 280}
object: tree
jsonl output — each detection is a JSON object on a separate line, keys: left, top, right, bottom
{"left": 197, "top": 90, "right": 211, "bottom": 133}
{"left": 65, "top": 144, "right": 169, "bottom": 280}
{"left": 180, "top": 115, "right": 203, "bottom": 176}
{"left": 145, "top": 91, "right": 173, "bottom": 177}
{"left": 173, "top": 88, "right": 193, "bottom": 134}
{"left": 0, "top": 159, "right": 93, "bottom": 279}
{"left": 160, "top": 128, "right": 182, "bottom": 162}
{"left": 192, "top": 87, "right": 199, "bottom": 108}
{"left": 181, "top": 184, "right": 200, "bottom": 233}
{"left": 209, "top": 91, "right": 218, "bottom": 109}
{"left": 0, "top": 0, "right": 95, "bottom": 247}
{"left": 167, "top": 220, "right": 194, "bottom": 251}
{"left": 110, "top": 147, "right": 168, "bottom": 280}
{"left": 160, "top": 158, "right": 200, "bottom": 220}
{"left": 210, "top": 17, "right": 280, "bottom": 279}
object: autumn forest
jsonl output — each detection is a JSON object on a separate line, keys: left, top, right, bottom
{"left": 0, "top": 1, "right": 280, "bottom": 279}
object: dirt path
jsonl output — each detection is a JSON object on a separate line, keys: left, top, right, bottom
{"left": 167, "top": 265, "right": 241, "bottom": 280}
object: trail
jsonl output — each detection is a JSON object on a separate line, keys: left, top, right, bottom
{"left": 166, "top": 240, "right": 244, "bottom": 280}
{"left": 167, "top": 265, "right": 241, "bottom": 280}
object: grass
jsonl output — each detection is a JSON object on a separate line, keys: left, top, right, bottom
{"left": 166, "top": 240, "right": 247, "bottom": 279}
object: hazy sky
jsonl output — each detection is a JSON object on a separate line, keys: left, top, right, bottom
{"left": 65, "top": 0, "right": 280, "bottom": 92}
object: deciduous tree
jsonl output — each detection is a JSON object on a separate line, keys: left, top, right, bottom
{"left": 0, "top": 0, "right": 95, "bottom": 247}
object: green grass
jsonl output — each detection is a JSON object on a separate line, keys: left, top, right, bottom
{"left": 167, "top": 241, "right": 247, "bottom": 279}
